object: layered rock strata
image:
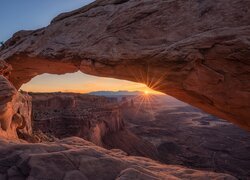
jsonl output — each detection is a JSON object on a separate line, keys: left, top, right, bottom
{"left": 31, "top": 93, "right": 158, "bottom": 160}
{"left": 0, "top": 0, "right": 249, "bottom": 130}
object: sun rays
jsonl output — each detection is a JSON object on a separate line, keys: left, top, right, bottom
{"left": 20, "top": 62, "right": 166, "bottom": 98}
{"left": 118, "top": 64, "right": 169, "bottom": 118}
{"left": 125, "top": 63, "right": 167, "bottom": 95}
{"left": 20, "top": 71, "right": 163, "bottom": 95}
{"left": 126, "top": 91, "right": 160, "bottom": 119}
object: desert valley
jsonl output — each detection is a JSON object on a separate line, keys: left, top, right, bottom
{"left": 28, "top": 92, "right": 250, "bottom": 179}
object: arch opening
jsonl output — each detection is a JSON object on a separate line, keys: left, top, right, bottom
{"left": 0, "top": 0, "right": 249, "bottom": 178}
{"left": 20, "top": 71, "right": 163, "bottom": 95}
{"left": 4, "top": 54, "right": 250, "bottom": 131}
{"left": 14, "top": 70, "right": 250, "bottom": 180}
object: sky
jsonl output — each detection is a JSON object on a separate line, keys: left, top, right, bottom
{"left": 1, "top": 0, "right": 161, "bottom": 94}
{"left": 0, "top": 0, "right": 94, "bottom": 42}
{"left": 20, "top": 72, "right": 162, "bottom": 94}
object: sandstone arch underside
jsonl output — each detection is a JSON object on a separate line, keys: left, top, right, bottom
{"left": 0, "top": 0, "right": 250, "bottom": 132}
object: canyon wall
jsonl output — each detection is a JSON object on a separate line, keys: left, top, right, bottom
{"left": 0, "top": 0, "right": 249, "bottom": 130}
{"left": 31, "top": 93, "right": 121, "bottom": 143}
{"left": 31, "top": 93, "right": 158, "bottom": 160}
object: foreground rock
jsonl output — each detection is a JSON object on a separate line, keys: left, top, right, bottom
{"left": 0, "top": 137, "right": 236, "bottom": 180}
{"left": 0, "top": 0, "right": 249, "bottom": 130}
{"left": 0, "top": 76, "right": 32, "bottom": 139}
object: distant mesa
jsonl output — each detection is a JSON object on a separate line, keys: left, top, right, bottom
{"left": 89, "top": 91, "right": 144, "bottom": 97}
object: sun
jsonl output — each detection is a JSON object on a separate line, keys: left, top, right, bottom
{"left": 144, "top": 90, "right": 149, "bottom": 95}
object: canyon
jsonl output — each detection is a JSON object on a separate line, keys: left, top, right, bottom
{"left": 121, "top": 94, "right": 250, "bottom": 179}
{"left": 0, "top": 91, "right": 239, "bottom": 179}
{"left": 1, "top": 91, "right": 247, "bottom": 179}
{"left": 0, "top": 0, "right": 249, "bottom": 179}
{"left": 10, "top": 92, "right": 250, "bottom": 179}
{"left": 30, "top": 92, "right": 158, "bottom": 160}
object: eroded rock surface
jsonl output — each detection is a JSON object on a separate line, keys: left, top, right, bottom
{"left": 30, "top": 92, "right": 158, "bottom": 160}
{"left": 0, "top": 137, "right": 236, "bottom": 180}
{"left": 0, "top": 76, "right": 32, "bottom": 139}
{"left": 31, "top": 92, "right": 120, "bottom": 141}
{"left": 0, "top": 0, "right": 249, "bottom": 130}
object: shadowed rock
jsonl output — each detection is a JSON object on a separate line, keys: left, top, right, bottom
{"left": 0, "top": 137, "right": 237, "bottom": 179}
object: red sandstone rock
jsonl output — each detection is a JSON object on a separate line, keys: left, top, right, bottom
{"left": 0, "top": 76, "right": 32, "bottom": 139}
{"left": 0, "top": 1, "right": 248, "bottom": 178}
{"left": 0, "top": 137, "right": 237, "bottom": 179}
{"left": 0, "top": 0, "right": 249, "bottom": 130}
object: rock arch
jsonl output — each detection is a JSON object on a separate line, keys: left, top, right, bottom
{"left": 0, "top": 0, "right": 250, "bottom": 136}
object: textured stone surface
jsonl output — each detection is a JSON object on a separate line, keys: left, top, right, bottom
{"left": 0, "top": 76, "right": 32, "bottom": 139}
{"left": 0, "top": 60, "right": 11, "bottom": 79}
{"left": 0, "top": 0, "right": 249, "bottom": 130}
{"left": 0, "top": 137, "right": 236, "bottom": 180}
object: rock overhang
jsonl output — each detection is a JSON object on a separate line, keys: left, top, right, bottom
{"left": 0, "top": 0, "right": 249, "bottom": 131}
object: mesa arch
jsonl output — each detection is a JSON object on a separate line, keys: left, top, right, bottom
{"left": 0, "top": 0, "right": 250, "bottom": 135}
